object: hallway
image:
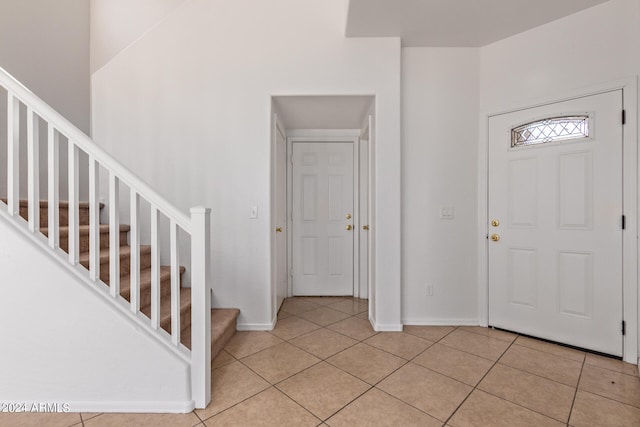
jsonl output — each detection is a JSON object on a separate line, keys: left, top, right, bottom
{"left": 2, "top": 296, "right": 640, "bottom": 426}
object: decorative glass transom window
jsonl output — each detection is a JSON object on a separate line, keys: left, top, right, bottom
{"left": 511, "top": 115, "right": 590, "bottom": 147}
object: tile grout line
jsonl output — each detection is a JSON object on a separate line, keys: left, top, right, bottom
{"left": 222, "top": 299, "right": 638, "bottom": 425}
{"left": 566, "top": 354, "right": 586, "bottom": 427}
{"left": 254, "top": 302, "right": 371, "bottom": 424}
{"left": 363, "top": 326, "right": 472, "bottom": 424}
{"left": 277, "top": 308, "right": 377, "bottom": 423}
{"left": 496, "top": 357, "right": 583, "bottom": 389}
{"left": 442, "top": 331, "right": 519, "bottom": 426}
{"left": 271, "top": 307, "right": 401, "bottom": 422}
{"left": 574, "top": 386, "right": 640, "bottom": 410}
{"left": 444, "top": 334, "right": 579, "bottom": 426}
{"left": 367, "top": 326, "right": 524, "bottom": 424}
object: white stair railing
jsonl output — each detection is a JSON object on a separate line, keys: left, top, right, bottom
{"left": 0, "top": 66, "right": 212, "bottom": 409}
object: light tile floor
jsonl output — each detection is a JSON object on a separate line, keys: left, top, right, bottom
{"left": 3, "top": 296, "right": 640, "bottom": 426}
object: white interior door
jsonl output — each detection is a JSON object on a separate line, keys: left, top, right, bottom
{"left": 292, "top": 142, "right": 354, "bottom": 296}
{"left": 275, "top": 124, "right": 287, "bottom": 309}
{"left": 488, "top": 90, "right": 623, "bottom": 356}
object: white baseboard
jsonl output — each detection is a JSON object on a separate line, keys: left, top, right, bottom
{"left": 3, "top": 400, "right": 195, "bottom": 414}
{"left": 402, "top": 318, "right": 479, "bottom": 326}
{"left": 370, "top": 319, "right": 403, "bottom": 332}
{"left": 237, "top": 320, "right": 276, "bottom": 331}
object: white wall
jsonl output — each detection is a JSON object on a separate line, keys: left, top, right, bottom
{"left": 0, "top": 0, "right": 90, "bottom": 201}
{"left": 0, "top": 214, "right": 192, "bottom": 412}
{"left": 91, "top": 0, "right": 402, "bottom": 329}
{"left": 479, "top": 0, "right": 640, "bottom": 112}
{"left": 479, "top": 0, "right": 640, "bottom": 360}
{"left": 0, "top": 0, "right": 90, "bottom": 133}
{"left": 90, "top": 0, "right": 187, "bottom": 73}
{"left": 401, "top": 48, "right": 480, "bottom": 324}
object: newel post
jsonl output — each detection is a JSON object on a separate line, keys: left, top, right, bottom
{"left": 190, "top": 207, "right": 212, "bottom": 408}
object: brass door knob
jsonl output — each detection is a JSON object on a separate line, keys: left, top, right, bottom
{"left": 490, "top": 234, "right": 500, "bottom": 242}
{"left": 491, "top": 219, "right": 500, "bottom": 227}
{"left": 346, "top": 225, "right": 353, "bottom": 231}
{"left": 362, "top": 225, "right": 369, "bottom": 230}
{"left": 346, "top": 213, "right": 352, "bottom": 219}
{"left": 276, "top": 227, "right": 283, "bottom": 233}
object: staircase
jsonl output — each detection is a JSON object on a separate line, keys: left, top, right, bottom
{"left": 8, "top": 198, "right": 239, "bottom": 358}
{"left": 0, "top": 65, "right": 235, "bottom": 409}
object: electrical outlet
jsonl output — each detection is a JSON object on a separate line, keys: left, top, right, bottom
{"left": 426, "top": 285, "right": 434, "bottom": 296}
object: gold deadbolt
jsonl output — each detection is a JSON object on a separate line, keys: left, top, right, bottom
{"left": 276, "top": 227, "right": 283, "bottom": 233}
{"left": 346, "top": 213, "right": 352, "bottom": 219}
{"left": 491, "top": 219, "right": 500, "bottom": 227}
{"left": 490, "top": 234, "right": 500, "bottom": 242}
{"left": 362, "top": 225, "right": 369, "bottom": 230}
{"left": 346, "top": 224, "right": 353, "bottom": 231}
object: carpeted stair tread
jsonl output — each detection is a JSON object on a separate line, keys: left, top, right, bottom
{"left": 180, "top": 308, "right": 240, "bottom": 356}
{"left": 119, "top": 265, "right": 186, "bottom": 304}
{"left": 41, "top": 224, "right": 130, "bottom": 236}
{"left": 139, "top": 287, "right": 192, "bottom": 334}
{"left": 5, "top": 197, "right": 241, "bottom": 366}
{"left": 78, "top": 244, "right": 152, "bottom": 265}
{"left": 1, "top": 199, "right": 105, "bottom": 209}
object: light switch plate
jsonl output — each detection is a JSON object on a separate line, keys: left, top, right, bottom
{"left": 250, "top": 205, "right": 258, "bottom": 219}
{"left": 440, "top": 206, "right": 455, "bottom": 219}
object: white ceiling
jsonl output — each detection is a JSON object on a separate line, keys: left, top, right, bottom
{"left": 346, "top": 0, "right": 609, "bottom": 47}
{"left": 273, "top": 96, "right": 374, "bottom": 130}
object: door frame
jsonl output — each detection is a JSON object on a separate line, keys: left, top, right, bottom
{"left": 287, "top": 136, "right": 361, "bottom": 297}
{"left": 477, "top": 77, "right": 638, "bottom": 364}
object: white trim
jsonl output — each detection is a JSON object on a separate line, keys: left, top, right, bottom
{"left": 477, "top": 76, "right": 638, "bottom": 364}
{"left": 287, "top": 129, "right": 361, "bottom": 138}
{"left": 66, "top": 400, "right": 194, "bottom": 413}
{"left": 402, "top": 318, "right": 479, "bottom": 326}
{"left": 370, "top": 319, "right": 403, "bottom": 332}
{"left": 237, "top": 321, "right": 276, "bottom": 331}
{"left": 353, "top": 137, "right": 361, "bottom": 298}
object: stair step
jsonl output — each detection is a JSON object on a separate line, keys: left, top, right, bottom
{"left": 78, "top": 245, "right": 152, "bottom": 283}
{"left": 3, "top": 198, "right": 227, "bottom": 356}
{"left": 118, "top": 265, "right": 186, "bottom": 308}
{"left": 2, "top": 199, "right": 104, "bottom": 228}
{"left": 41, "top": 224, "right": 130, "bottom": 252}
{"left": 181, "top": 308, "right": 240, "bottom": 358}
{"left": 138, "top": 287, "right": 192, "bottom": 336}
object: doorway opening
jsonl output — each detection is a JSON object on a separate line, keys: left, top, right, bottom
{"left": 270, "top": 95, "right": 375, "bottom": 320}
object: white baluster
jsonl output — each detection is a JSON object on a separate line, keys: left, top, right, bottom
{"left": 7, "top": 93, "right": 19, "bottom": 216}
{"left": 170, "top": 220, "right": 180, "bottom": 345}
{"left": 190, "top": 207, "right": 211, "bottom": 408}
{"left": 109, "top": 173, "right": 120, "bottom": 296}
{"left": 48, "top": 125, "right": 59, "bottom": 248}
{"left": 67, "top": 143, "right": 79, "bottom": 265}
{"left": 27, "top": 107, "right": 39, "bottom": 232}
{"left": 89, "top": 157, "right": 100, "bottom": 281}
{"left": 130, "top": 190, "right": 140, "bottom": 312}
{"left": 150, "top": 206, "right": 161, "bottom": 329}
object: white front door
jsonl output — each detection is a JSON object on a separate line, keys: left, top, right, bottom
{"left": 292, "top": 142, "right": 354, "bottom": 296}
{"left": 488, "top": 90, "right": 623, "bottom": 356}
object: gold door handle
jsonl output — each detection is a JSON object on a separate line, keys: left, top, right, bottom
{"left": 346, "top": 225, "right": 353, "bottom": 231}
{"left": 346, "top": 213, "right": 352, "bottom": 219}
{"left": 362, "top": 225, "right": 369, "bottom": 230}
{"left": 276, "top": 227, "right": 283, "bottom": 233}
{"left": 491, "top": 219, "right": 500, "bottom": 227}
{"left": 490, "top": 234, "right": 500, "bottom": 242}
